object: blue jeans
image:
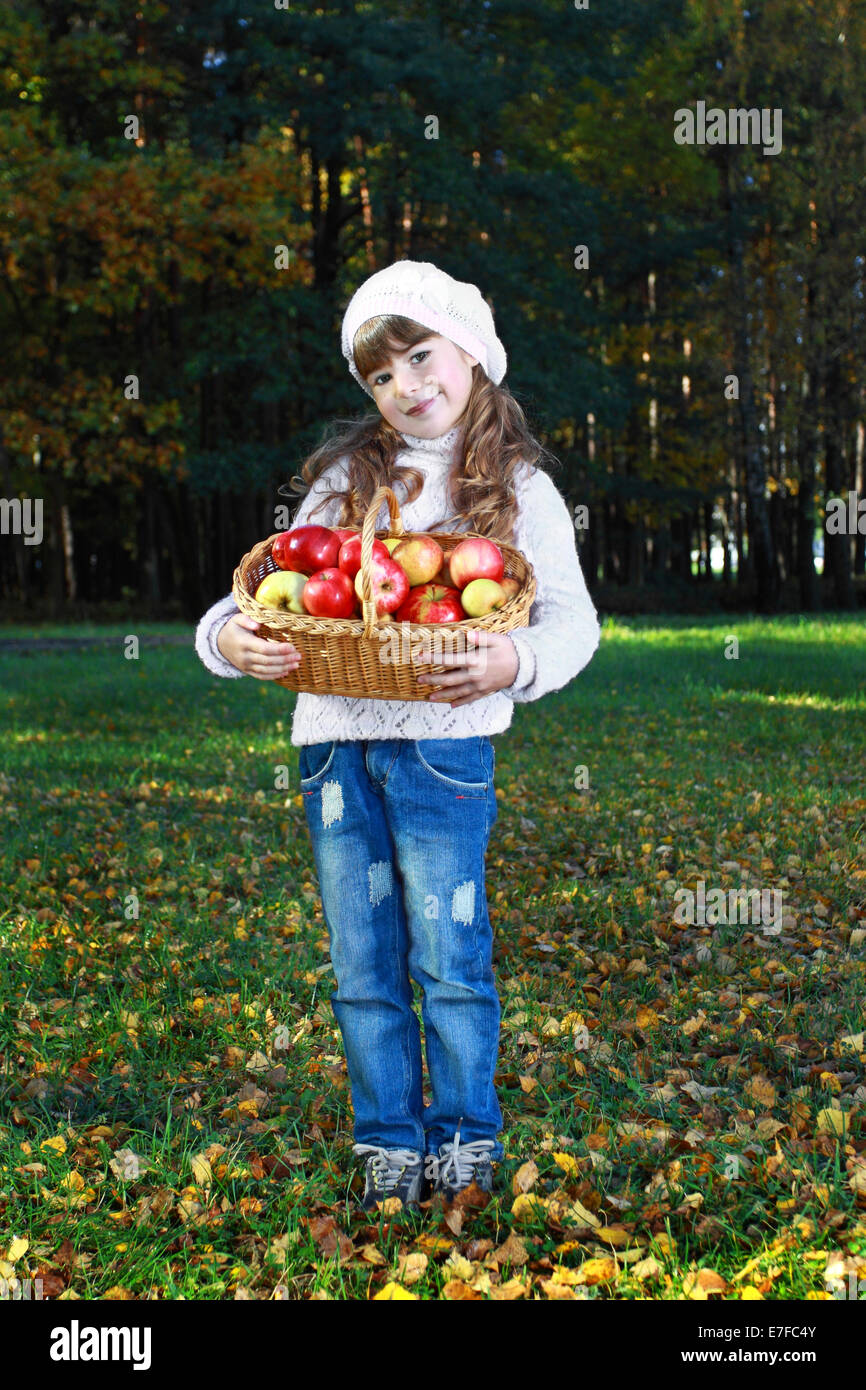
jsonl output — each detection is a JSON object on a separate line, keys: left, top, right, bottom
{"left": 298, "top": 736, "right": 504, "bottom": 1162}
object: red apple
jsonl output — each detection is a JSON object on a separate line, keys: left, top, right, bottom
{"left": 354, "top": 554, "right": 410, "bottom": 616}
{"left": 394, "top": 583, "right": 466, "bottom": 624}
{"left": 337, "top": 532, "right": 390, "bottom": 580}
{"left": 449, "top": 537, "right": 504, "bottom": 588}
{"left": 274, "top": 525, "right": 341, "bottom": 574}
{"left": 392, "top": 535, "right": 444, "bottom": 586}
{"left": 302, "top": 567, "right": 356, "bottom": 618}
{"left": 332, "top": 528, "right": 359, "bottom": 548}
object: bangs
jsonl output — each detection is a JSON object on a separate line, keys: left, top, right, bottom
{"left": 352, "top": 315, "right": 439, "bottom": 383}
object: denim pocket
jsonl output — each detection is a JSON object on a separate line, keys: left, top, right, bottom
{"left": 299, "top": 740, "right": 336, "bottom": 785}
{"left": 413, "top": 736, "right": 489, "bottom": 792}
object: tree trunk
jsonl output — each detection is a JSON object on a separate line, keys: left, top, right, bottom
{"left": 823, "top": 355, "right": 854, "bottom": 608}
{"left": 723, "top": 154, "right": 780, "bottom": 610}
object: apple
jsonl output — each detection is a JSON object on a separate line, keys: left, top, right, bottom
{"left": 274, "top": 525, "right": 341, "bottom": 574}
{"left": 499, "top": 577, "right": 521, "bottom": 601}
{"left": 332, "top": 528, "right": 359, "bottom": 548}
{"left": 392, "top": 535, "right": 444, "bottom": 586}
{"left": 337, "top": 532, "right": 390, "bottom": 580}
{"left": 460, "top": 577, "right": 508, "bottom": 617}
{"left": 354, "top": 554, "right": 410, "bottom": 616}
{"left": 435, "top": 545, "right": 457, "bottom": 586}
{"left": 449, "top": 537, "right": 504, "bottom": 588}
{"left": 302, "top": 567, "right": 357, "bottom": 618}
{"left": 394, "top": 583, "right": 466, "bottom": 624}
{"left": 382, "top": 536, "right": 402, "bottom": 554}
{"left": 255, "top": 569, "right": 309, "bottom": 613}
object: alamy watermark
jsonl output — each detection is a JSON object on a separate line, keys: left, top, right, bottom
{"left": 673, "top": 878, "right": 783, "bottom": 935}
{"left": 0, "top": 497, "right": 43, "bottom": 545}
{"left": 674, "top": 101, "right": 782, "bottom": 157}
{"left": 375, "top": 622, "right": 489, "bottom": 672}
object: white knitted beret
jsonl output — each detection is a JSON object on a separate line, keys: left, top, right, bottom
{"left": 341, "top": 259, "right": 507, "bottom": 397}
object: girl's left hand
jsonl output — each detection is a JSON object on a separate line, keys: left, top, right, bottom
{"left": 415, "top": 630, "right": 520, "bottom": 707}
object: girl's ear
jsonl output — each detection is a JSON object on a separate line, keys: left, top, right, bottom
{"left": 459, "top": 348, "right": 480, "bottom": 369}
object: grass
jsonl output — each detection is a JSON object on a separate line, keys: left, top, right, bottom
{"left": 0, "top": 613, "right": 864, "bottom": 1301}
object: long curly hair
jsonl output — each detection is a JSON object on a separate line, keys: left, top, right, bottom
{"left": 281, "top": 314, "right": 556, "bottom": 544}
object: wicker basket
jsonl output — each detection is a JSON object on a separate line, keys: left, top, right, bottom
{"left": 231, "top": 484, "right": 536, "bottom": 701}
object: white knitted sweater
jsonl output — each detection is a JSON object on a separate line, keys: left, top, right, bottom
{"left": 194, "top": 423, "right": 601, "bottom": 745}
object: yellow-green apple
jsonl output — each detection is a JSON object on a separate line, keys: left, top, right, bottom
{"left": 449, "top": 537, "right": 504, "bottom": 587}
{"left": 392, "top": 535, "right": 444, "bottom": 586}
{"left": 394, "top": 583, "right": 465, "bottom": 624}
{"left": 354, "top": 554, "right": 410, "bottom": 616}
{"left": 382, "top": 536, "right": 402, "bottom": 554}
{"left": 337, "top": 532, "right": 389, "bottom": 579}
{"left": 500, "top": 576, "right": 521, "bottom": 601}
{"left": 460, "top": 577, "right": 508, "bottom": 617}
{"left": 274, "top": 524, "right": 341, "bottom": 573}
{"left": 302, "top": 568, "right": 356, "bottom": 618}
{"left": 255, "top": 569, "right": 309, "bottom": 613}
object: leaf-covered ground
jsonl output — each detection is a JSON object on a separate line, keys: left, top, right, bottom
{"left": 1, "top": 615, "right": 864, "bottom": 1301}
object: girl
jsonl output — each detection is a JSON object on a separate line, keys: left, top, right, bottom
{"left": 195, "top": 260, "right": 601, "bottom": 1212}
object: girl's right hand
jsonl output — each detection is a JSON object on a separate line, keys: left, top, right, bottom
{"left": 216, "top": 613, "right": 302, "bottom": 680}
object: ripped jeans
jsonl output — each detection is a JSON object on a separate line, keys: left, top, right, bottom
{"left": 298, "top": 736, "right": 503, "bottom": 1162}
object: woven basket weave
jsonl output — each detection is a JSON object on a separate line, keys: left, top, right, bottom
{"left": 231, "top": 484, "right": 536, "bottom": 701}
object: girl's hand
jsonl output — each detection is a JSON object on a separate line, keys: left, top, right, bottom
{"left": 416, "top": 629, "right": 520, "bottom": 707}
{"left": 216, "top": 613, "right": 302, "bottom": 680}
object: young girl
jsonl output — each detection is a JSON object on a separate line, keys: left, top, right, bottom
{"left": 195, "top": 260, "right": 601, "bottom": 1212}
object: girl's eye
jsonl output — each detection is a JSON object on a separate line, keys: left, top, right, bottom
{"left": 372, "top": 349, "right": 430, "bottom": 387}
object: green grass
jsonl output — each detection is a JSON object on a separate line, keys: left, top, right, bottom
{"left": 1, "top": 614, "right": 864, "bottom": 1301}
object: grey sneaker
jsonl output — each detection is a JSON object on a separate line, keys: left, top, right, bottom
{"left": 433, "top": 1124, "right": 496, "bottom": 1203}
{"left": 352, "top": 1144, "right": 427, "bottom": 1211}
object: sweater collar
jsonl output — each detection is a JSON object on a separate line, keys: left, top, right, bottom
{"left": 397, "top": 423, "right": 463, "bottom": 461}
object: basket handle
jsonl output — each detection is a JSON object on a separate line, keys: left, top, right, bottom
{"left": 358, "top": 485, "right": 406, "bottom": 640}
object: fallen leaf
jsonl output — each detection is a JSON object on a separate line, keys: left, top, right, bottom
{"left": 109, "top": 1149, "right": 150, "bottom": 1182}
{"left": 512, "top": 1159, "right": 539, "bottom": 1194}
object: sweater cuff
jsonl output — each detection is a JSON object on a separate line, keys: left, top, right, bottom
{"left": 195, "top": 595, "right": 245, "bottom": 679}
{"left": 500, "top": 631, "right": 537, "bottom": 698}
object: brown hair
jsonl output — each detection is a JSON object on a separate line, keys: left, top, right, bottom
{"left": 281, "top": 314, "right": 557, "bottom": 544}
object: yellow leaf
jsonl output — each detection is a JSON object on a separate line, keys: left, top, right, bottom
{"left": 190, "top": 1153, "right": 213, "bottom": 1185}
{"left": 511, "top": 1193, "right": 546, "bottom": 1222}
{"left": 6, "top": 1237, "right": 29, "bottom": 1262}
{"left": 518, "top": 1074, "right": 537, "bottom": 1094}
{"left": 746, "top": 1075, "right": 776, "bottom": 1109}
{"left": 816, "top": 1108, "right": 849, "bottom": 1136}
{"left": 40, "top": 1136, "right": 67, "bottom": 1156}
{"left": 577, "top": 1256, "right": 618, "bottom": 1285}
{"left": 740, "top": 1285, "right": 764, "bottom": 1299}
{"left": 550, "top": 1265, "right": 583, "bottom": 1285}
{"left": 373, "top": 1281, "right": 417, "bottom": 1300}
{"left": 635, "top": 1005, "right": 658, "bottom": 1029}
{"left": 359, "top": 1245, "right": 387, "bottom": 1265}
{"left": 553, "top": 1151, "right": 580, "bottom": 1178}
{"left": 595, "top": 1225, "right": 630, "bottom": 1248}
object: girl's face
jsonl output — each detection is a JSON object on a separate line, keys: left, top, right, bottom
{"left": 360, "top": 331, "right": 479, "bottom": 438}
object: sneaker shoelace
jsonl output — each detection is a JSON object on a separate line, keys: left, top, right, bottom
{"left": 437, "top": 1125, "right": 495, "bottom": 1188}
{"left": 353, "top": 1144, "right": 422, "bottom": 1187}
